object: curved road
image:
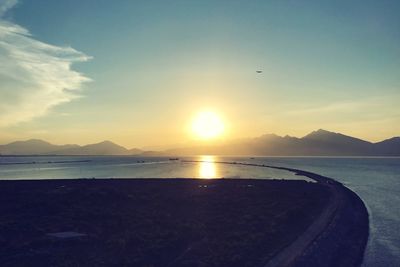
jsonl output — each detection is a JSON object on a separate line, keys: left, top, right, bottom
{"left": 184, "top": 160, "right": 364, "bottom": 267}
{"left": 260, "top": 167, "right": 345, "bottom": 267}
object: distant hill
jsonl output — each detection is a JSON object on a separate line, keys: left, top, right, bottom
{"left": 53, "top": 141, "right": 133, "bottom": 155}
{"left": 0, "top": 130, "right": 399, "bottom": 156}
{"left": 0, "top": 140, "right": 142, "bottom": 156}
{"left": 298, "top": 129, "right": 374, "bottom": 155}
{"left": 0, "top": 139, "right": 79, "bottom": 155}
{"left": 374, "top": 137, "right": 400, "bottom": 156}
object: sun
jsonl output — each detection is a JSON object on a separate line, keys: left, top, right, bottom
{"left": 191, "top": 111, "right": 224, "bottom": 139}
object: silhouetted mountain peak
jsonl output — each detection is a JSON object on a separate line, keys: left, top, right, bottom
{"left": 376, "top": 136, "right": 400, "bottom": 144}
{"left": 60, "top": 140, "right": 130, "bottom": 155}
{"left": 258, "top": 133, "right": 282, "bottom": 140}
{"left": 303, "top": 129, "right": 371, "bottom": 144}
{"left": 374, "top": 137, "right": 400, "bottom": 156}
{"left": 8, "top": 139, "right": 52, "bottom": 146}
{"left": 97, "top": 140, "right": 114, "bottom": 145}
{"left": 129, "top": 148, "right": 143, "bottom": 155}
{"left": 0, "top": 139, "right": 63, "bottom": 155}
{"left": 303, "top": 129, "right": 337, "bottom": 139}
{"left": 87, "top": 140, "right": 120, "bottom": 147}
{"left": 0, "top": 139, "right": 142, "bottom": 155}
{"left": 283, "top": 135, "right": 298, "bottom": 140}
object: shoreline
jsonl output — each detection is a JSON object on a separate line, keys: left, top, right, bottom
{"left": 264, "top": 165, "right": 369, "bottom": 267}
{"left": 185, "top": 160, "right": 370, "bottom": 267}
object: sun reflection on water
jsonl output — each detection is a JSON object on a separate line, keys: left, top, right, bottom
{"left": 198, "top": 155, "right": 218, "bottom": 179}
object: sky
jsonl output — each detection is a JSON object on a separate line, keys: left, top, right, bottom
{"left": 0, "top": 0, "right": 399, "bottom": 148}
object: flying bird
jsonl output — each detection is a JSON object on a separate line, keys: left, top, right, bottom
{"left": 256, "top": 70, "right": 263, "bottom": 73}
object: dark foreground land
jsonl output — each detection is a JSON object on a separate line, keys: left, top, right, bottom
{"left": 0, "top": 178, "right": 331, "bottom": 267}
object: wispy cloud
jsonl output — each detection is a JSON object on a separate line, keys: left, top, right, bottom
{"left": 284, "top": 95, "right": 400, "bottom": 120}
{"left": 0, "top": 0, "right": 91, "bottom": 127}
{"left": 0, "top": 0, "right": 16, "bottom": 16}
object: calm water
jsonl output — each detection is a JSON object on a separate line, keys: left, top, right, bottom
{"left": 0, "top": 155, "right": 303, "bottom": 180}
{"left": 0, "top": 155, "right": 399, "bottom": 266}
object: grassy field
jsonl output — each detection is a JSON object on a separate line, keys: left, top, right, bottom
{"left": 0, "top": 179, "right": 330, "bottom": 267}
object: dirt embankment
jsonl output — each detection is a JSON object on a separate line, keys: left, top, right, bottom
{"left": 263, "top": 166, "right": 369, "bottom": 267}
{"left": 185, "top": 161, "right": 369, "bottom": 267}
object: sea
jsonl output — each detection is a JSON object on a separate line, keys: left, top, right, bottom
{"left": 0, "top": 155, "right": 399, "bottom": 267}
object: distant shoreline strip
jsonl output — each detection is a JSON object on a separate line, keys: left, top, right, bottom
{"left": 0, "top": 160, "right": 92, "bottom": 165}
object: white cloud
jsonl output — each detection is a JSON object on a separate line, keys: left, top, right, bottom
{"left": 0, "top": 0, "right": 91, "bottom": 127}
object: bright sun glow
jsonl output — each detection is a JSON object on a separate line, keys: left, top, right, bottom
{"left": 191, "top": 111, "right": 224, "bottom": 139}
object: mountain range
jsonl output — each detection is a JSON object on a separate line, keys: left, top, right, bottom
{"left": 0, "top": 129, "right": 399, "bottom": 156}
{"left": 164, "top": 129, "right": 400, "bottom": 156}
{"left": 0, "top": 139, "right": 142, "bottom": 156}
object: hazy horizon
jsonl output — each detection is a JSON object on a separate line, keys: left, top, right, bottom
{"left": 1, "top": 0, "right": 399, "bottom": 148}
{"left": 1, "top": 129, "right": 399, "bottom": 158}
{"left": 0, "top": 128, "right": 398, "bottom": 149}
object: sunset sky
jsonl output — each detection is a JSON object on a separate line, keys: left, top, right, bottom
{"left": 0, "top": 0, "right": 399, "bottom": 148}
